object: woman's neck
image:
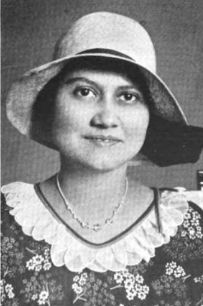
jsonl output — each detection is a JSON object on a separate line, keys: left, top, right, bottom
{"left": 57, "top": 158, "right": 129, "bottom": 213}
{"left": 40, "top": 159, "right": 153, "bottom": 238}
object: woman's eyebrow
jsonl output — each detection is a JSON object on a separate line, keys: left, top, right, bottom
{"left": 117, "top": 85, "right": 141, "bottom": 91}
{"left": 63, "top": 77, "right": 99, "bottom": 88}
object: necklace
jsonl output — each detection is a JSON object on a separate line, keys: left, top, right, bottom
{"left": 55, "top": 174, "right": 128, "bottom": 232}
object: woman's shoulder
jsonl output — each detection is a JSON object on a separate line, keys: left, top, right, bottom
{"left": 1, "top": 181, "right": 34, "bottom": 194}
{"left": 1, "top": 181, "right": 43, "bottom": 234}
{"left": 156, "top": 187, "right": 203, "bottom": 232}
{"left": 1, "top": 181, "right": 36, "bottom": 204}
{"left": 1, "top": 181, "right": 35, "bottom": 230}
{"left": 159, "top": 187, "right": 203, "bottom": 212}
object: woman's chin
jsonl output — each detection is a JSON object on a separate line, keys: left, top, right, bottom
{"left": 61, "top": 153, "right": 128, "bottom": 172}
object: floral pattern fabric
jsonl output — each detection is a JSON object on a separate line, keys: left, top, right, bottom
{"left": 1, "top": 193, "right": 203, "bottom": 306}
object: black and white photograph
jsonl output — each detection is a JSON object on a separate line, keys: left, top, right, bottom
{"left": 1, "top": 1, "right": 203, "bottom": 305}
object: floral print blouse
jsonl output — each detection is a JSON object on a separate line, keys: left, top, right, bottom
{"left": 1, "top": 182, "right": 203, "bottom": 306}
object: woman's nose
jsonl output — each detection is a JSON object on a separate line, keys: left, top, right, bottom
{"left": 90, "top": 104, "right": 119, "bottom": 129}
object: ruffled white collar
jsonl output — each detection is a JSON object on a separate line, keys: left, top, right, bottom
{"left": 1, "top": 182, "right": 202, "bottom": 272}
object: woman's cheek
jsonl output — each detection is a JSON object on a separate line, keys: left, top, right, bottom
{"left": 125, "top": 107, "right": 149, "bottom": 134}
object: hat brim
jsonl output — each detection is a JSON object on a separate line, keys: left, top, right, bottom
{"left": 6, "top": 52, "right": 188, "bottom": 138}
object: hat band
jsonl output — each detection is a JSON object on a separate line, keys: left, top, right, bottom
{"left": 77, "top": 48, "right": 134, "bottom": 61}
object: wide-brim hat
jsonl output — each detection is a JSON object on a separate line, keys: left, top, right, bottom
{"left": 6, "top": 12, "right": 203, "bottom": 166}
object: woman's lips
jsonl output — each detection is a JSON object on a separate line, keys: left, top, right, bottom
{"left": 83, "top": 135, "right": 123, "bottom": 147}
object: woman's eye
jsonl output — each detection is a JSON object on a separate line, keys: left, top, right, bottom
{"left": 74, "top": 87, "right": 96, "bottom": 98}
{"left": 119, "top": 92, "right": 142, "bottom": 104}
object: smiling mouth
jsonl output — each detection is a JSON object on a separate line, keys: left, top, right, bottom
{"left": 84, "top": 135, "right": 122, "bottom": 147}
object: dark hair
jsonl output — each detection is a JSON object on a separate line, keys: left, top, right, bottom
{"left": 31, "top": 73, "right": 61, "bottom": 149}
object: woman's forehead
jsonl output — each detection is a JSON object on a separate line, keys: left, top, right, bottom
{"left": 61, "top": 68, "right": 140, "bottom": 88}
{"left": 60, "top": 57, "right": 142, "bottom": 83}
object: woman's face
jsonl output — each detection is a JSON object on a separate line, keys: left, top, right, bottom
{"left": 52, "top": 68, "right": 149, "bottom": 171}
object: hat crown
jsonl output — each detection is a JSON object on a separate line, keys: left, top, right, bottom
{"left": 54, "top": 12, "right": 156, "bottom": 73}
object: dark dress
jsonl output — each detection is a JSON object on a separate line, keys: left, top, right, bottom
{"left": 1, "top": 182, "right": 203, "bottom": 306}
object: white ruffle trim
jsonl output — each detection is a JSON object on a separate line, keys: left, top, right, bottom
{"left": 1, "top": 182, "right": 203, "bottom": 272}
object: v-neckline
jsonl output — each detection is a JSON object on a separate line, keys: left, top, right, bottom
{"left": 34, "top": 183, "right": 158, "bottom": 248}
{"left": 2, "top": 181, "right": 190, "bottom": 272}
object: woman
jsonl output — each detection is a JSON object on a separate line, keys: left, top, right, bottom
{"left": 1, "top": 12, "right": 203, "bottom": 306}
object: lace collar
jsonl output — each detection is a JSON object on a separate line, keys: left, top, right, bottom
{"left": 2, "top": 182, "right": 200, "bottom": 273}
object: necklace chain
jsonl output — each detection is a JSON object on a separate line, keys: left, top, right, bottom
{"left": 55, "top": 174, "right": 128, "bottom": 232}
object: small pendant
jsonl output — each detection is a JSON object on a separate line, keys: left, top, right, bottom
{"left": 92, "top": 224, "right": 102, "bottom": 231}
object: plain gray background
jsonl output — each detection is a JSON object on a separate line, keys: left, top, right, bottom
{"left": 2, "top": 0, "right": 203, "bottom": 188}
